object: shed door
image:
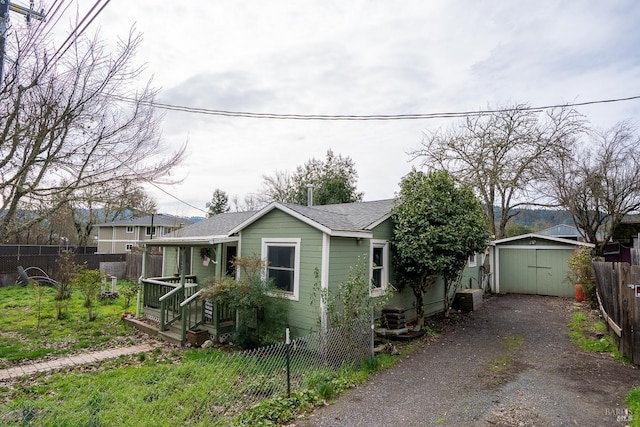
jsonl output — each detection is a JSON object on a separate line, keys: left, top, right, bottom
{"left": 499, "top": 248, "right": 573, "bottom": 297}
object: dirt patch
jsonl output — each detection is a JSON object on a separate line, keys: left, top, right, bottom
{"left": 297, "top": 294, "right": 640, "bottom": 426}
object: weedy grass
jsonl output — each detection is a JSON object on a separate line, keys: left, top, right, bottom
{"left": 568, "top": 309, "right": 625, "bottom": 360}
{"left": 626, "top": 387, "right": 640, "bottom": 426}
{"left": 0, "top": 345, "right": 404, "bottom": 426}
{"left": 0, "top": 284, "right": 135, "bottom": 367}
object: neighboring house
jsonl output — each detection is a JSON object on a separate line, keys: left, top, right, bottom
{"left": 606, "top": 214, "right": 640, "bottom": 263}
{"left": 488, "top": 233, "right": 594, "bottom": 297}
{"left": 537, "top": 224, "right": 586, "bottom": 241}
{"left": 96, "top": 214, "right": 192, "bottom": 254}
{"left": 137, "top": 199, "right": 461, "bottom": 344}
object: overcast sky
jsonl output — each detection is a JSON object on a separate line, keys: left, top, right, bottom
{"left": 65, "top": 1, "right": 640, "bottom": 217}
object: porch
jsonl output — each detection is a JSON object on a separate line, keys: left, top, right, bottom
{"left": 136, "top": 275, "right": 235, "bottom": 345}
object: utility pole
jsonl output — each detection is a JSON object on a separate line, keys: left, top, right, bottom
{"left": 0, "top": 0, "right": 45, "bottom": 86}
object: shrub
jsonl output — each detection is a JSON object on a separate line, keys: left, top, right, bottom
{"left": 119, "top": 280, "right": 138, "bottom": 310}
{"left": 201, "top": 257, "right": 289, "bottom": 349}
{"left": 567, "top": 247, "right": 596, "bottom": 306}
{"left": 72, "top": 267, "right": 103, "bottom": 321}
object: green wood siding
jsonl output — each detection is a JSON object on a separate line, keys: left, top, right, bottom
{"left": 164, "top": 247, "right": 180, "bottom": 276}
{"left": 328, "top": 237, "right": 369, "bottom": 296}
{"left": 240, "top": 209, "right": 324, "bottom": 336}
{"left": 498, "top": 247, "right": 574, "bottom": 297}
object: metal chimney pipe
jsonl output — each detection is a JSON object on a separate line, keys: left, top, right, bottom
{"left": 307, "top": 184, "right": 314, "bottom": 207}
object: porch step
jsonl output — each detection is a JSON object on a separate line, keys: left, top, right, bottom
{"left": 158, "top": 328, "right": 183, "bottom": 346}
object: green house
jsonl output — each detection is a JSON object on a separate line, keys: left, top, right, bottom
{"left": 138, "top": 199, "right": 468, "bottom": 344}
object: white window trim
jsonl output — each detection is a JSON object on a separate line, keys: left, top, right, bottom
{"left": 468, "top": 253, "right": 478, "bottom": 268}
{"left": 370, "top": 239, "right": 389, "bottom": 297}
{"left": 125, "top": 243, "right": 134, "bottom": 252}
{"left": 261, "top": 238, "right": 301, "bottom": 301}
{"left": 125, "top": 226, "right": 134, "bottom": 234}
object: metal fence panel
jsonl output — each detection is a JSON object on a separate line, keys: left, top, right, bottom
{"left": 0, "top": 319, "right": 373, "bottom": 425}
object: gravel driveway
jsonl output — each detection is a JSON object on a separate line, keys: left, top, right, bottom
{"left": 296, "top": 294, "right": 640, "bottom": 426}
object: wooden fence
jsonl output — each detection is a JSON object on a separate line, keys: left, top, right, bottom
{"left": 0, "top": 252, "right": 163, "bottom": 286}
{"left": 593, "top": 252, "right": 640, "bottom": 364}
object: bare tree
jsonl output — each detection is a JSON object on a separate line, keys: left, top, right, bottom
{"left": 260, "top": 170, "right": 295, "bottom": 204}
{"left": 542, "top": 122, "right": 640, "bottom": 254}
{"left": 410, "top": 105, "right": 585, "bottom": 239}
{"left": 69, "top": 181, "right": 158, "bottom": 246}
{"left": 0, "top": 26, "right": 185, "bottom": 242}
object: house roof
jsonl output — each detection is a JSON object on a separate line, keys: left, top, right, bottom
{"left": 621, "top": 214, "right": 640, "bottom": 224}
{"left": 96, "top": 214, "right": 192, "bottom": 228}
{"left": 229, "top": 199, "right": 395, "bottom": 238}
{"left": 491, "top": 233, "right": 595, "bottom": 248}
{"left": 145, "top": 211, "right": 256, "bottom": 245}
{"left": 146, "top": 199, "right": 395, "bottom": 245}
{"left": 537, "top": 224, "right": 583, "bottom": 239}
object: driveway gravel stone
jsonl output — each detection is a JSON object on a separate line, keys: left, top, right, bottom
{"left": 296, "top": 294, "right": 640, "bottom": 426}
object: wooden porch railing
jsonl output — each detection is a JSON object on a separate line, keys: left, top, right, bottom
{"left": 142, "top": 275, "right": 198, "bottom": 331}
{"left": 142, "top": 274, "right": 236, "bottom": 343}
{"left": 142, "top": 275, "right": 197, "bottom": 309}
{"left": 181, "top": 289, "right": 205, "bottom": 342}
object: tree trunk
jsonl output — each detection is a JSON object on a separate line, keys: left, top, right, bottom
{"left": 412, "top": 286, "right": 425, "bottom": 329}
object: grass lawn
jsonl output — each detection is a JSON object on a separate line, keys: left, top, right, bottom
{"left": 0, "top": 284, "right": 137, "bottom": 368}
{"left": 0, "top": 284, "right": 404, "bottom": 426}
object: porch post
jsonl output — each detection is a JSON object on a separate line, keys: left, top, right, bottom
{"left": 136, "top": 244, "right": 148, "bottom": 318}
{"left": 180, "top": 246, "right": 187, "bottom": 298}
{"left": 320, "top": 233, "right": 331, "bottom": 332}
{"left": 214, "top": 243, "right": 223, "bottom": 278}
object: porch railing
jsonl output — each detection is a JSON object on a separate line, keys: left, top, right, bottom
{"left": 142, "top": 275, "right": 198, "bottom": 331}
{"left": 142, "top": 275, "right": 197, "bottom": 309}
{"left": 142, "top": 274, "right": 235, "bottom": 343}
{"left": 180, "top": 289, "right": 205, "bottom": 342}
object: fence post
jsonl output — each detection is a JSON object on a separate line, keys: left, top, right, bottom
{"left": 620, "top": 263, "right": 633, "bottom": 360}
{"left": 286, "top": 328, "right": 291, "bottom": 398}
{"left": 631, "top": 266, "right": 640, "bottom": 364}
{"left": 370, "top": 307, "right": 375, "bottom": 358}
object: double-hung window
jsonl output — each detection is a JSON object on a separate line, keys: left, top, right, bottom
{"left": 468, "top": 253, "right": 478, "bottom": 268}
{"left": 262, "top": 238, "right": 300, "bottom": 301}
{"left": 370, "top": 240, "right": 389, "bottom": 296}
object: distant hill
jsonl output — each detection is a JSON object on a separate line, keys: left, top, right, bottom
{"left": 495, "top": 207, "right": 573, "bottom": 229}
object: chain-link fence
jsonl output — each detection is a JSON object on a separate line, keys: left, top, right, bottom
{"left": 1, "top": 319, "right": 373, "bottom": 426}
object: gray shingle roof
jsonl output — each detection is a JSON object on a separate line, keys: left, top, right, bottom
{"left": 164, "top": 211, "right": 257, "bottom": 238}
{"left": 97, "top": 214, "right": 192, "bottom": 228}
{"left": 280, "top": 199, "right": 394, "bottom": 232}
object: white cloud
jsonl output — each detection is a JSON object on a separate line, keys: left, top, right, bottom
{"left": 58, "top": 0, "right": 640, "bottom": 216}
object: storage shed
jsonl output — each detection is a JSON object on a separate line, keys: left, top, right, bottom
{"left": 489, "top": 234, "right": 594, "bottom": 297}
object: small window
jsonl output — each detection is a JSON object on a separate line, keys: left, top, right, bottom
{"left": 262, "top": 238, "right": 300, "bottom": 300}
{"left": 125, "top": 243, "right": 134, "bottom": 252}
{"left": 370, "top": 240, "right": 389, "bottom": 296}
{"left": 145, "top": 226, "right": 156, "bottom": 237}
{"left": 468, "top": 253, "right": 478, "bottom": 268}
{"left": 125, "top": 226, "right": 134, "bottom": 234}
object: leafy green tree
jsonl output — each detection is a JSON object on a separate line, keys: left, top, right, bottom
{"left": 261, "top": 150, "right": 363, "bottom": 205}
{"left": 505, "top": 222, "right": 533, "bottom": 237}
{"left": 206, "top": 188, "right": 230, "bottom": 217}
{"left": 392, "top": 169, "right": 489, "bottom": 325}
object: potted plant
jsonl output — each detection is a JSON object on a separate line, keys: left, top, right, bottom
{"left": 567, "top": 247, "right": 595, "bottom": 304}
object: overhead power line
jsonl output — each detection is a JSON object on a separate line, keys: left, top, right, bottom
{"left": 112, "top": 94, "right": 640, "bottom": 122}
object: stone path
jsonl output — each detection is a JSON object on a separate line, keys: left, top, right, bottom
{"left": 0, "top": 343, "right": 156, "bottom": 381}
